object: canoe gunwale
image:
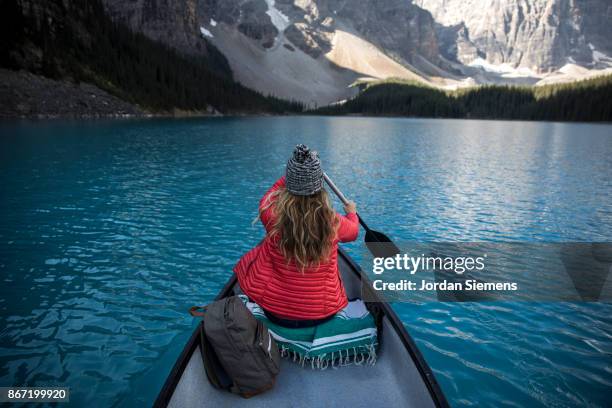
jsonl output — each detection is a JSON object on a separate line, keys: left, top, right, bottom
{"left": 153, "top": 276, "right": 236, "bottom": 408}
{"left": 153, "top": 247, "right": 449, "bottom": 408}
{"left": 337, "top": 249, "right": 449, "bottom": 408}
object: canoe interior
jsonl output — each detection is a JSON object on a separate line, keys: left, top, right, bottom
{"left": 157, "top": 248, "right": 448, "bottom": 408}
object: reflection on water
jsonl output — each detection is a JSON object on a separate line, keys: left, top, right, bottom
{"left": 0, "top": 117, "right": 611, "bottom": 407}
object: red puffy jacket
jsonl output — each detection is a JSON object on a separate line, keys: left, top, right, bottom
{"left": 234, "top": 176, "right": 359, "bottom": 320}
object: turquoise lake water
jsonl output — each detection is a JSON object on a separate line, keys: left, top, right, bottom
{"left": 0, "top": 117, "right": 611, "bottom": 407}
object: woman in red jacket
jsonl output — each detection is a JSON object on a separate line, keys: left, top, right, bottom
{"left": 234, "top": 144, "right": 359, "bottom": 327}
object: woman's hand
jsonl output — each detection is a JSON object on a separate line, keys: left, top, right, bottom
{"left": 344, "top": 200, "right": 357, "bottom": 214}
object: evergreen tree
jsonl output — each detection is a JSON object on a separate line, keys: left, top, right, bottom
{"left": 315, "top": 76, "right": 612, "bottom": 122}
{"left": 1, "top": 0, "right": 303, "bottom": 114}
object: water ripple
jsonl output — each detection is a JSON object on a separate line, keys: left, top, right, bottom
{"left": 0, "top": 117, "right": 611, "bottom": 407}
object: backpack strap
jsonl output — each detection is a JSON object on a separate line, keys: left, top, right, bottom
{"left": 190, "top": 306, "right": 234, "bottom": 391}
{"left": 189, "top": 305, "right": 207, "bottom": 317}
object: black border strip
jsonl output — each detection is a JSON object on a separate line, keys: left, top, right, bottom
{"left": 154, "top": 248, "right": 449, "bottom": 407}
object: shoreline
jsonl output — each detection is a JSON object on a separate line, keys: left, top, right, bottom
{"left": 2, "top": 69, "right": 610, "bottom": 124}
{"left": 3, "top": 113, "right": 610, "bottom": 126}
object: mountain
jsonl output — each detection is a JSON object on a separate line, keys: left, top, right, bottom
{"left": 3, "top": 0, "right": 611, "bottom": 115}
{"left": 101, "top": 0, "right": 445, "bottom": 107}
{"left": 101, "top": 0, "right": 216, "bottom": 63}
{"left": 0, "top": 0, "right": 302, "bottom": 117}
{"left": 414, "top": 0, "right": 612, "bottom": 74}
{"left": 99, "top": 0, "right": 612, "bottom": 106}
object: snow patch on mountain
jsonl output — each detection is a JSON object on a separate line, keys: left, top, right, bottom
{"left": 265, "top": 0, "right": 290, "bottom": 32}
{"left": 200, "top": 26, "right": 213, "bottom": 38}
{"left": 593, "top": 50, "right": 611, "bottom": 64}
{"left": 589, "top": 43, "right": 612, "bottom": 65}
{"left": 468, "top": 58, "right": 537, "bottom": 77}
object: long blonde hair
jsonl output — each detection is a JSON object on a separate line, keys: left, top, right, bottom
{"left": 260, "top": 187, "right": 338, "bottom": 269}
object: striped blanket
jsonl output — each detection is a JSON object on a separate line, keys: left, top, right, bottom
{"left": 240, "top": 295, "right": 378, "bottom": 369}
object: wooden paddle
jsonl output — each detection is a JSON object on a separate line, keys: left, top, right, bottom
{"left": 324, "top": 173, "right": 400, "bottom": 258}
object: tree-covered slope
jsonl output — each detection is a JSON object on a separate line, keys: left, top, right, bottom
{"left": 0, "top": 0, "right": 303, "bottom": 114}
{"left": 316, "top": 76, "right": 612, "bottom": 122}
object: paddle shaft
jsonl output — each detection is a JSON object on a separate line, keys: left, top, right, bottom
{"left": 323, "top": 173, "right": 400, "bottom": 257}
{"left": 323, "top": 173, "right": 371, "bottom": 231}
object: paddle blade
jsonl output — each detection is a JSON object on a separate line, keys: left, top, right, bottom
{"left": 365, "top": 229, "right": 401, "bottom": 258}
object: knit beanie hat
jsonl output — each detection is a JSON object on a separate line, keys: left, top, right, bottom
{"left": 286, "top": 144, "right": 323, "bottom": 196}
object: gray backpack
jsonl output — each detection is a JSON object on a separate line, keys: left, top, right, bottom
{"left": 191, "top": 296, "right": 280, "bottom": 398}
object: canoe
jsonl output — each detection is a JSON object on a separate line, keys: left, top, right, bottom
{"left": 154, "top": 247, "right": 449, "bottom": 407}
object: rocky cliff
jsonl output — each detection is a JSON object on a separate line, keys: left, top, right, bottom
{"left": 415, "top": 0, "right": 612, "bottom": 73}
{"left": 102, "top": 0, "right": 204, "bottom": 56}
{"left": 99, "top": 0, "right": 612, "bottom": 104}
{"left": 102, "top": 0, "right": 235, "bottom": 77}
{"left": 119, "top": 0, "right": 444, "bottom": 105}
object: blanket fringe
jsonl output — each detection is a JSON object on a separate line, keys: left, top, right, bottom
{"left": 278, "top": 344, "right": 377, "bottom": 370}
